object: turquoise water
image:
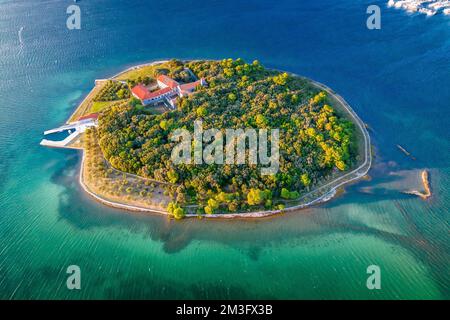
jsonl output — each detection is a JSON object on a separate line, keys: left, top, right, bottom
{"left": 0, "top": 0, "right": 448, "bottom": 299}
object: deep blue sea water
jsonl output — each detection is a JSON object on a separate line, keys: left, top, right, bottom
{"left": 0, "top": 0, "right": 448, "bottom": 299}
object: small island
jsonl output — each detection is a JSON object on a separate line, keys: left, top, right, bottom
{"left": 41, "top": 59, "right": 371, "bottom": 219}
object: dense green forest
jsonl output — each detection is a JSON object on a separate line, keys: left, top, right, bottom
{"left": 96, "top": 59, "right": 357, "bottom": 217}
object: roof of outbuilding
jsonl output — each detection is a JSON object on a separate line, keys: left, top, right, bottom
{"left": 157, "top": 75, "right": 179, "bottom": 89}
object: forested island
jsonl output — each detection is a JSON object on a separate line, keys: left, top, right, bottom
{"left": 63, "top": 59, "right": 370, "bottom": 219}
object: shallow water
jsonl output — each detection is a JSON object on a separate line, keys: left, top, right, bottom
{"left": 0, "top": 0, "right": 448, "bottom": 299}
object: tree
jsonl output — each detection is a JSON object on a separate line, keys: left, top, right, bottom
{"left": 273, "top": 72, "right": 289, "bottom": 86}
{"left": 167, "top": 170, "right": 179, "bottom": 183}
{"left": 224, "top": 68, "right": 234, "bottom": 78}
{"left": 336, "top": 160, "right": 347, "bottom": 171}
{"left": 281, "top": 188, "right": 291, "bottom": 199}
{"left": 159, "top": 120, "right": 168, "bottom": 130}
{"left": 247, "top": 188, "right": 271, "bottom": 206}
{"left": 117, "top": 89, "right": 125, "bottom": 99}
{"left": 167, "top": 202, "right": 186, "bottom": 219}
{"left": 130, "top": 97, "right": 141, "bottom": 107}
{"left": 173, "top": 207, "right": 185, "bottom": 220}
{"left": 143, "top": 76, "right": 152, "bottom": 85}
{"left": 228, "top": 93, "right": 237, "bottom": 102}
{"left": 311, "top": 92, "right": 327, "bottom": 105}
{"left": 255, "top": 114, "right": 268, "bottom": 128}
{"left": 281, "top": 188, "right": 299, "bottom": 199}
{"left": 196, "top": 106, "right": 207, "bottom": 117}
{"left": 301, "top": 173, "right": 311, "bottom": 187}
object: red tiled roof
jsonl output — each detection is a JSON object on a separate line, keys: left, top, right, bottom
{"left": 179, "top": 80, "right": 201, "bottom": 92}
{"left": 157, "top": 75, "right": 179, "bottom": 89}
{"left": 145, "top": 86, "right": 173, "bottom": 100}
{"left": 78, "top": 113, "right": 99, "bottom": 121}
{"left": 132, "top": 84, "right": 175, "bottom": 101}
{"left": 131, "top": 84, "right": 152, "bottom": 100}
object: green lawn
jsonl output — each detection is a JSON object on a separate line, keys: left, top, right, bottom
{"left": 114, "top": 60, "right": 184, "bottom": 82}
{"left": 115, "top": 65, "right": 158, "bottom": 82}
{"left": 91, "top": 101, "right": 113, "bottom": 113}
{"left": 91, "top": 100, "right": 127, "bottom": 113}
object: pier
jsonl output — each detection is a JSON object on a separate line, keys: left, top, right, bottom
{"left": 40, "top": 117, "right": 97, "bottom": 148}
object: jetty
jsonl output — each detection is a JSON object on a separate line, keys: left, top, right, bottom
{"left": 40, "top": 115, "right": 98, "bottom": 148}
